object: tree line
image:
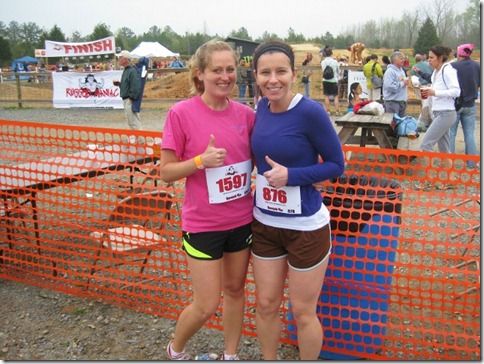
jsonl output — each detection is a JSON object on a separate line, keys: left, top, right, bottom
{"left": 0, "top": 0, "right": 478, "bottom": 66}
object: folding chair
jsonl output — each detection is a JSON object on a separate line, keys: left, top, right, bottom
{"left": 87, "top": 188, "right": 175, "bottom": 286}
{"left": 116, "top": 143, "right": 161, "bottom": 199}
{"left": 0, "top": 197, "right": 32, "bottom": 263}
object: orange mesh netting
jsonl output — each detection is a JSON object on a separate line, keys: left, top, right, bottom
{"left": 0, "top": 120, "right": 480, "bottom": 360}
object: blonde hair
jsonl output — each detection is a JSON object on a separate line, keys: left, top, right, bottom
{"left": 189, "top": 39, "right": 238, "bottom": 95}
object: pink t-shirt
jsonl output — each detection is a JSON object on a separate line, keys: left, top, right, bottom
{"left": 162, "top": 96, "right": 255, "bottom": 232}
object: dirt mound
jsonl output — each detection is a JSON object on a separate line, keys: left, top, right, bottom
{"left": 144, "top": 72, "right": 191, "bottom": 99}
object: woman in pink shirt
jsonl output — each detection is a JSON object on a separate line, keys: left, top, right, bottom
{"left": 160, "top": 40, "right": 255, "bottom": 360}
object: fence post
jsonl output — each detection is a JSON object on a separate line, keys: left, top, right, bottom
{"left": 15, "top": 73, "right": 23, "bottom": 108}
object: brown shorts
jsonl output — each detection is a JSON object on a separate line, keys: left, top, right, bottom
{"left": 251, "top": 219, "right": 331, "bottom": 270}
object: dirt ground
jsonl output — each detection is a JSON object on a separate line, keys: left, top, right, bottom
{"left": 0, "top": 279, "right": 300, "bottom": 360}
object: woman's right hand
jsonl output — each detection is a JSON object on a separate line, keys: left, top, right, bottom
{"left": 201, "top": 134, "right": 227, "bottom": 168}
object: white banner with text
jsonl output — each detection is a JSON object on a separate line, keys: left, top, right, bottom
{"left": 52, "top": 71, "right": 123, "bottom": 109}
{"left": 45, "top": 36, "right": 116, "bottom": 58}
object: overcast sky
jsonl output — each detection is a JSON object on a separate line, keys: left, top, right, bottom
{"left": 2, "top": 0, "right": 471, "bottom": 39}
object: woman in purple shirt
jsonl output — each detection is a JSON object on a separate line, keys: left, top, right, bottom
{"left": 250, "top": 40, "right": 345, "bottom": 360}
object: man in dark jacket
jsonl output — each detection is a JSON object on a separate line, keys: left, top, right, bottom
{"left": 450, "top": 43, "right": 480, "bottom": 168}
{"left": 115, "top": 50, "right": 142, "bottom": 130}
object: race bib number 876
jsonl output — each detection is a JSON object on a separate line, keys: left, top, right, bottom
{"left": 255, "top": 174, "right": 301, "bottom": 214}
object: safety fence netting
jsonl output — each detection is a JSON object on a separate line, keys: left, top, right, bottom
{"left": 0, "top": 120, "right": 480, "bottom": 360}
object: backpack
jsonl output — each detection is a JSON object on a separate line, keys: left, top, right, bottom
{"left": 323, "top": 65, "right": 334, "bottom": 80}
{"left": 392, "top": 114, "right": 418, "bottom": 137}
{"left": 370, "top": 62, "right": 383, "bottom": 88}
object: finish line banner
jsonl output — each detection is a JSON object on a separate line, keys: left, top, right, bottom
{"left": 52, "top": 71, "right": 124, "bottom": 109}
{"left": 45, "top": 36, "right": 115, "bottom": 57}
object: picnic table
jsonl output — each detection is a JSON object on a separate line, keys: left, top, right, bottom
{"left": 334, "top": 112, "right": 397, "bottom": 149}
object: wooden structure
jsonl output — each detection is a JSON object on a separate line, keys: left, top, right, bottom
{"left": 334, "top": 112, "right": 397, "bottom": 149}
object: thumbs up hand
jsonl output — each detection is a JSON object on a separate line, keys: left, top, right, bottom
{"left": 263, "top": 155, "right": 288, "bottom": 189}
{"left": 201, "top": 134, "right": 227, "bottom": 168}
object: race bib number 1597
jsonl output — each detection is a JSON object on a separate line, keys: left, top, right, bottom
{"left": 205, "top": 160, "right": 252, "bottom": 204}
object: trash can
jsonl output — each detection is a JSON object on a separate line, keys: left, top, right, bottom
{"left": 287, "top": 174, "right": 402, "bottom": 359}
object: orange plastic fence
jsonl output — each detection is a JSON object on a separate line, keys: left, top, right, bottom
{"left": 0, "top": 120, "right": 480, "bottom": 360}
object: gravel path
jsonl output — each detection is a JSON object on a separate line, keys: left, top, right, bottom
{"left": 0, "top": 280, "right": 299, "bottom": 360}
{"left": 0, "top": 107, "right": 169, "bottom": 132}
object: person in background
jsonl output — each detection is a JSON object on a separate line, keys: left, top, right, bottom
{"left": 320, "top": 47, "right": 341, "bottom": 116}
{"left": 236, "top": 58, "right": 248, "bottom": 101}
{"left": 348, "top": 82, "right": 363, "bottom": 112}
{"left": 411, "top": 54, "right": 433, "bottom": 86}
{"left": 363, "top": 54, "right": 383, "bottom": 100}
{"left": 301, "top": 52, "right": 313, "bottom": 98}
{"left": 416, "top": 45, "right": 460, "bottom": 190}
{"left": 169, "top": 56, "right": 185, "bottom": 68}
{"left": 449, "top": 43, "right": 480, "bottom": 168}
{"left": 382, "top": 55, "right": 391, "bottom": 73}
{"left": 114, "top": 50, "right": 142, "bottom": 130}
{"left": 348, "top": 42, "right": 365, "bottom": 65}
{"left": 337, "top": 56, "right": 349, "bottom": 100}
{"left": 382, "top": 55, "right": 391, "bottom": 65}
{"left": 382, "top": 51, "right": 409, "bottom": 117}
{"left": 132, "top": 57, "right": 149, "bottom": 116}
{"left": 402, "top": 54, "right": 410, "bottom": 74}
{"left": 411, "top": 54, "right": 434, "bottom": 132}
{"left": 250, "top": 40, "right": 345, "bottom": 360}
{"left": 245, "top": 58, "right": 258, "bottom": 105}
{"left": 160, "top": 40, "right": 255, "bottom": 361}
{"left": 319, "top": 45, "right": 331, "bottom": 58}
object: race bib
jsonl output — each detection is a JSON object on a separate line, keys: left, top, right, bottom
{"left": 255, "top": 174, "right": 301, "bottom": 214}
{"left": 205, "top": 160, "right": 252, "bottom": 204}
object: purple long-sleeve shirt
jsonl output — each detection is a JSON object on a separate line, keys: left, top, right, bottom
{"left": 251, "top": 96, "right": 345, "bottom": 217}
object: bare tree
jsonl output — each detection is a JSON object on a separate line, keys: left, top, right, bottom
{"left": 424, "top": 0, "right": 455, "bottom": 44}
{"left": 401, "top": 10, "right": 421, "bottom": 47}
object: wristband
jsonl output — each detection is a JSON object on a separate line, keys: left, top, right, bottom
{"left": 194, "top": 154, "right": 204, "bottom": 169}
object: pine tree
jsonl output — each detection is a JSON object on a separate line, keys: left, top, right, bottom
{"left": 413, "top": 18, "right": 440, "bottom": 56}
{"left": 0, "top": 36, "right": 12, "bottom": 67}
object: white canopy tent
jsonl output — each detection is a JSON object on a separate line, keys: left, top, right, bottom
{"left": 130, "top": 42, "right": 180, "bottom": 58}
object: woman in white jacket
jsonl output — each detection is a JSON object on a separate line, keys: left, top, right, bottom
{"left": 419, "top": 45, "right": 461, "bottom": 153}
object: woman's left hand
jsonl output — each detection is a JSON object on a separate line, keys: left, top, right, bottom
{"left": 263, "top": 155, "right": 288, "bottom": 189}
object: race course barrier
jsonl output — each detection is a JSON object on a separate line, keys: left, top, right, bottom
{"left": 0, "top": 120, "right": 480, "bottom": 360}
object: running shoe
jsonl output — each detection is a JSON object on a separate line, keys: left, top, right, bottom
{"left": 194, "top": 352, "right": 219, "bottom": 360}
{"left": 221, "top": 353, "right": 240, "bottom": 360}
{"left": 166, "top": 340, "right": 192, "bottom": 360}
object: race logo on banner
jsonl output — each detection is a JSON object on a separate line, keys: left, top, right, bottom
{"left": 45, "top": 36, "right": 115, "bottom": 58}
{"left": 52, "top": 71, "right": 124, "bottom": 109}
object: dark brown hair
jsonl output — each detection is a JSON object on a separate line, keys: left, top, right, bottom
{"left": 429, "top": 45, "right": 452, "bottom": 63}
{"left": 252, "top": 41, "right": 295, "bottom": 72}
